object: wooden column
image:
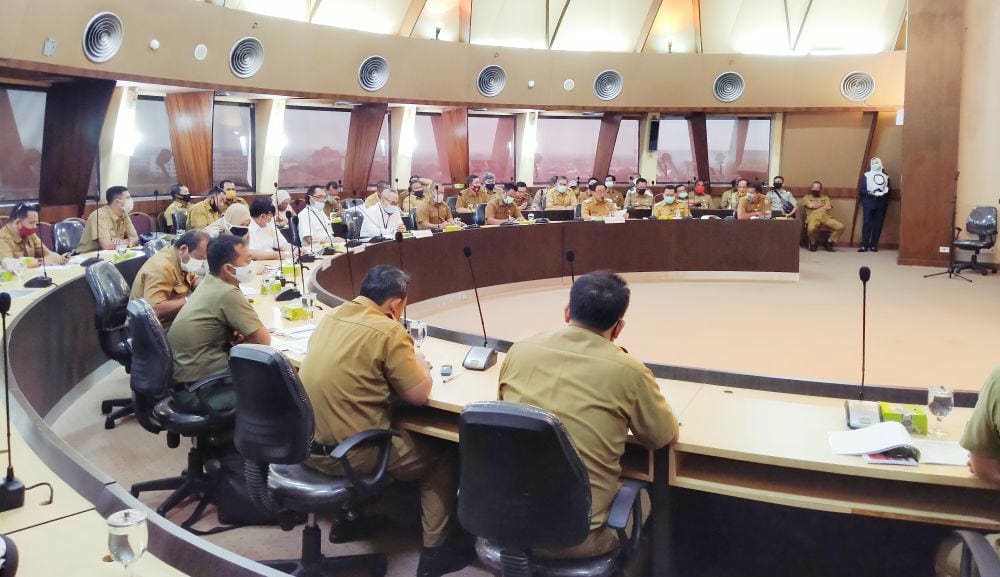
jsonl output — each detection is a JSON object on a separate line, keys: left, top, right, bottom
{"left": 898, "top": 0, "right": 965, "bottom": 266}
{"left": 38, "top": 79, "right": 115, "bottom": 219}
{"left": 688, "top": 113, "right": 710, "bottom": 182}
{"left": 593, "top": 113, "right": 623, "bottom": 178}
{"left": 441, "top": 107, "right": 470, "bottom": 184}
{"left": 0, "top": 90, "right": 31, "bottom": 191}
{"left": 164, "top": 91, "right": 215, "bottom": 195}
{"left": 342, "top": 103, "right": 388, "bottom": 195}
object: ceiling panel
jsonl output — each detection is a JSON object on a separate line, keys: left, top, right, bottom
{"left": 470, "top": 0, "right": 547, "bottom": 50}
{"left": 312, "top": 0, "right": 412, "bottom": 35}
{"left": 795, "top": 0, "right": 906, "bottom": 54}
{"left": 549, "top": 0, "right": 656, "bottom": 52}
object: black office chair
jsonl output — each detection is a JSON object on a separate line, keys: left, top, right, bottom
{"left": 953, "top": 206, "right": 999, "bottom": 276}
{"left": 172, "top": 211, "right": 188, "bottom": 233}
{"left": 406, "top": 207, "right": 417, "bottom": 230}
{"left": 84, "top": 261, "right": 134, "bottom": 430}
{"left": 574, "top": 204, "right": 583, "bottom": 219}
{"left": 344, "top": 210, "right": 366, "bottom": 243}
{"left": 343, "top": 198, "right": 365, "bottom": 209}
{"left": 52, "top": 219, "right": 84, "bottom": 254}
{"left": 0, "top": 533, "right": 18, "bottom": 577}
{"left": 126, "top": 299, "right": 234, "bottom": 529}
{"left": 458, "top": 401, "right": 646, "bottom": 577}
{"left": 950, "top": 530, "right": 1000, "bottom": 577}
{"left": 446, "top": 195, "right": 459, "bottom": 213}
{"left": 230, "top": 344, "right": 394, "bottom": 577}
{"left": 141, "top": 236, "right": 171, "bottom": 258}
{"left": 474, "top": 203, "right": 487, "bottom": 226}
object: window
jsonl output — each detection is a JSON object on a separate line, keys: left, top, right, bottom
{"left": 278, "top": 107, "right": 351, "bottom": 187}
{"left": 534, "top": 117, "right": 600, "bottom": 184}
{"left": 706, "top": 117, "right": 771, "bottom": 184}
{"left": 0, "top": 87, "right": 45, "bottom": 201}
{"left": 608, "top": 118, "right": 639, "bottom": 181}
{"left": 469, "top": 115, "right": 516, "bottom": 182}
{"left": 127, "top": 96, "right": 176, "bottom": 196}
{"left": 370, "top": 113, "right": 390, "bottom": 186}
{"left": 655, "top": 117, "right": 697, "bottom": 183}
{"left": 410, "top": 113, "right": 451, "bottom": 184}
{"left": 213, "top": 102, "right": 254, "bottom": 191}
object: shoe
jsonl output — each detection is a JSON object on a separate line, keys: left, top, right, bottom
{"left": 417, "top": 542, "right": 476, "bottom": 577}
{"left": 871, "top": 246, "right": 878, "bottom": 252}
{"left": 825, "top": 241, "right": 835, "bottom": 252}
{"left": 858, "top": 246, "right": 867, "bottom": 252}
{"left": 808, "top": 243, "right": 817, "bottom": 252}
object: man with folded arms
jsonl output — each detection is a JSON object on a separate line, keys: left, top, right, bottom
{"left": 581, "top": 183, "right": 615, "bottom": 220}
{"left": 546, "top": 175, "right": 578, "bottom": 209}
{"left": 499, "top": 271, "right": 678, "bottom": 559}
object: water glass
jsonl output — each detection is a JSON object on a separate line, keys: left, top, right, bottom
{"left": 107, "top": 509, "right": 148, "bottom": 576}
{"left": 301, "top": 292, "right": 316, "bottom": 318}
{"left": 927, "top": 385, "right": 954, "bottom": 437}
{"left": 408, "top": 319, "right": 427, "bottom": 348}
{"left": 114, "top": 239, "right": 129, "bottom": 256}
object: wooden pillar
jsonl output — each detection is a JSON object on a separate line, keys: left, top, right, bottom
{"left": 593, "top": 113, "right": 622, "bottom": 178}
{"left": 441, "top": 107, "right": 470, "bottom": 184}
{"left": 689, "top": 113, "right": 710, "bottom": 183}
{"left": 343, "top": 103, "right": 388, "bottom": 195}
{"left": 164, "top": 91, "right": 215, "bottom": 195}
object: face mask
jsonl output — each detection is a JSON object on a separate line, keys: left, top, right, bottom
{"left": 694, "top": 185, "right": 705, "bottom": 194}
{"left": 605, "top": 180, "right": 614, "bottom": 187}
{"left": 810, "top": 189, "right": 822, "bottom": 196}
{"left": 871, "top": 160, "right": 882, "bottom": 171}
{"left": 181, "top": 256, "right": 207, "bottom": 276}
{"left": 485, "top": 183, "right": 495, "bottom": 191}
{"left": 503, "top": 195, "right": 514, "bottom": 205}
{"left": 384, "top": 204, "right": 398, "bottom": 215}
{"left": 122, "top": 198, "right": 134, "bottom": 213}
{"left": 232, "top": 263, "right": 254, "bottom": 284}
{"left": 664, "top": 196, "right": 676, "bottom": 205}
{"left": 225, "top": 190, "right": 236, "bottom": 201}
{"left": 557, "top": 185, "right": 567, "bottom": 193}
{"left": 773, "top": 182, "right": 782, "bottom": 189}
{"left": 471, "top": 184, "right": 481, "bottom": 192}
{"left": 678, "top": 192, "right": 689, "bottom": 199}
{"left": 16, "top": 224, "right": 34, "bottom": 238}
{"left": 412, "top": 189, "right": 424, "bottom": 198}
{"left": 747, "top": 192, "right": 758, "bottom": 200}
{"left": 432, "top": 193, "right": 444, "bottom": 203}
{"left": 229, "top": 226, "right": 248, "bottom": 237}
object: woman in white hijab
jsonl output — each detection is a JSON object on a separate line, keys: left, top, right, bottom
{"left": 271, "top": 189, "right": 291, "bottom": 228}
{"left": 204, "top": 203, "right": 252, "bottom": 239}
{"left": 858, "top": 157, "right": 891, "bottom": 252}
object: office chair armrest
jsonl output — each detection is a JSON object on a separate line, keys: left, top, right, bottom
{"left": 953, "top": 530, "right": 1000, "bottom": 577}
{"left": 328, "top": 429, "right": 400, "bottom": 498}
{"left": 185, "top": 372, "right": 233, "bottom": 420}
{"left": 607, "top": 479, "right": 647, "bottom": 563}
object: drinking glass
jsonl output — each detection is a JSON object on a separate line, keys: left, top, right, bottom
{"left": 927, "top": 385, "right": 954, "bottom": 437}
{"left": 301, "top": 292, "right": 316, "bottom": 318}
{"left": 408, "top": 319, "right": 427, "bottom": 348}
{"left": 114, "top": 239, "right": 129, "bottom": 256}
{"left": 107, "top": 509, "right": 148, "bottom": 576}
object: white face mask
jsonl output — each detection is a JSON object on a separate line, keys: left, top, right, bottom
{"left": 384, "top": 204, "right": 398, "bottom": 215}
{"left": 232, "top": 263, "right": 255, "bottom": 284}
{"left": 605, "top": 180, "right": 614, "bottom": 187}
{"left": 181, "top": 255, "right": 208, "bottom": 276}
{"left": 121, "top": 198, "right": 134, "bottom": 213}
{"left": 557, "top": 185, "right": 567, "bottom": 193}
{"left": 503, "top": 195, "right": 514, "bottom": 205}
{"left": 678, "top": 192, "right": 688, "bottom": 199}
{"left": 432, "top": 193, "right": 444, "bottom": 204}
{"left": 312, "top": 198, "right": 326, "bottom": 209}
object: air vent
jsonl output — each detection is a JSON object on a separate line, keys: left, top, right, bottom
{"left": 477, "top": 65, "right": 507, "bottom": 98}
{"left": 358, "top": 55, "right": 390, "bottom": 92}
{"left": 229, "top": 37, "right": 264, "bottom": 79}
{"left": 840, "top": 71, "right": 875, "bottom": 102}
{"left": 712, "top": 72, "right": 745, "bottom": 102}
{"left": 593, "top": 70, "right": 623, "bottom": 101}
{"left": 82, "top": 12, "right": 123, "bottom": 63}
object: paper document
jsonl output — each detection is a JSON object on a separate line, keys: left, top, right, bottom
{"left": 274, "top": 324, "right": 316, "bottom": 337}
{"left": 911, "top": 439, "right": 970, "bottom": 466}
{"left": 828, "top": 421, "right": 913, "bottom": 455}
{"left": 240, "top": 286, "right": 260, "bottom": 297}
{"left": 275, "top": 336, "right": 310, "bottom": 356}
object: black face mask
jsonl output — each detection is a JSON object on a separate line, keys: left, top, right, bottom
{"left": 229, "top": 226, "right": 248, "bottom": 237}
{"left": 810, "top": 189, "right": 821, "bottom": 195}
{"left": 485, "top": 183, "right": 495, "bottom": 191}
{"left": 773, "top": 182, "right": 783, "bottom": 189}
{"left": 412, "top": 189, "right": 424, "bottom": 198}
{"left": 588, "top": 184, "right": 598, "bottom": 192}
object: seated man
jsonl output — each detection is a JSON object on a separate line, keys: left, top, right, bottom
{"left": 802, "top": 181, "right": 844, "bottom": 252}
{"left": 719, "top": 179, "right": 743, "bottom": 211}
{"left": 456, "top": 175, "right": 491, "bottom": 213}
{"left": 163, "top": 184, "right": 192, "bottom": 232}
{"left": 485, "top": 183, "right": 524, "bottom": 224}
{"left": 402, "top": 177, "right": 433, "bottom": 212}
{"left": 299, "top": 185, "right": 343, "bottom": 247}
{"left": 767, "top": 175, "right": 798, "bottom": 218}
{"left": 298, "top": 265, "right": 473, "bottom": 577}
{"left": 0, "top": 202, "right": 68, "bottom": 265}
{"left": 532, "top": 176, "right": 558, "bottom": 209}
{"left": 220, "top": 180, "right": 247, "bottom": 206}
{"left": 513, "top": 181, "right": 532, "bottom": 212}
{"left": 78, "top": 186, "right": 139, "bottom": 253}
{"left": 482, "top": 171, "right": 499, "bottom": 199}
{"left": 187, "top": 187, "right": 228, "bottom": 229}
{"left": 360, "top": 188, "right": 406, "bottom": 238}
{"left": 737, "top": 183, "right": 772, "bottom": 220}
{"left": 204, "top": 203, "right": 251, "bottom": 239}
{"left": 499, "top": 271, "right": 678, "bottom": 559}
{"left": 581, "top": 183, "right": 615, "bottom": 220}
{"left": 364, "top": 180, "right": 391, "bottom": 208}
{"left": 130, "top": 229, "right": 209, "bottom": 329}
{"left": 324, "top": 182, "right": 344, "bottom": 217}
{"left": 271, "top": 189, "right": 292, "bottom": 228}
{"left": 604, "top": 175, "right": 624, "bottom": 209}
{"left": 688, "top": 180, "right": 713, "bottom": 209}
{"left": 247, "top": 198, "right": 290, "bottom": 260}
{"left": 652, "top": 187, "right": 691, "bottom": 219}
{"left": 167, "top": 235, "right": 269, "bottom": 411}
{"left": 623, "top": 177, "right": 655, "bottom": 209}
{"left": 416, "top": 186, "right": 459, "bottom": 230}
{"left": 546, "top": 176, "right": 578, "bottom": 209}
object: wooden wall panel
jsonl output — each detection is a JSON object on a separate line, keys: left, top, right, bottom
{"left": 0, "top": 89, "right": 31, "bottom": 190}
{"left": 593, "top": 113, "right": 623, "bottom": 179}
{"left": 342, "top": 103, "right": 388, "bottom": 195}
{"left": 441, "top": 107, "right": 470, "bottom": 184}
{"left": 37, "top": 78, "right": 114, "bottom": 215}
{"left": 164, "top": 91, "right": 214, "bottom": 195}
{"left": 899, "top": 0, "right": 965, "bottom": 267}
{"left": 689, "top": 113, "right": 710, "bottom": 182}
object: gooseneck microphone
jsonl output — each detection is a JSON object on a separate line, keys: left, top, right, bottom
{"left": 859, "top": 266, "right": 870, "bottom": 400}
{"left": 79, "top": 201, "right": 106, "bottom": 267}
{"left": 565, "top": 250, "right": 576, "bottom": 283}
{"left": 461, "top": 246, "right": 497, "bottom": 371}
{"left": 845, "top": 265, "right": 878, "bottom": 428}
{"left": 274, "top": 211, "right": 301, "bottom": 302}
{"left": 0, "top": 292, "right": 24, "bottom": 512}
{"left": 25, "top": 204, "right": 54, "bottom": 288}
{"left": 292, "top": 209, "right": 316, "bottom": 264}
{"left": 395, "top": 231, "right": 406, "bottom": 324}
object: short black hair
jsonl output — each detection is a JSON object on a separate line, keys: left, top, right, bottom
{"left": 737, "top": 178, "right": 749, "bottom": 187}
{"left": 307, "top": 184, "right": 323, "bottom": 197}
{"left": 636, "top": 177, "right": 648, "bottom": 185}
{"left": 812, "top": 180, "right": 823, "bottom": 189}
{"left": 569, "top": 271, "right": 630, "bottom": 332}
{"left": 106, "top": 186, "right": 128, "bottom": 204}
{"left": 360, "top": 265, "right": 409, "bottom": 305}
{"left": 516, "top": 181, "right": 527, "bottom": 188}
{"left": 504, "top": 182, "right": 517, "bottom": 192}
{"left": 207, "top": 235, "right": 246, "bottom": 276}
{"left": 249, "top": 198, "right": 275, "bottom": 218}
{"left": 752, "top": 182, "right": 765, "bottom": 193}
{"left": 774, "top": 175, "right": 784, "bottom": 181}
{"left": 606, "top": 175, "right": 616, "bottom": 181}
{"left": 174, "top": 229, "right": 209, "bottom": 252}
{"left": 467, "top": 174, "right": 479, "bottom": 186}
{"left": 664, "top": 185, "right": 677, "bottom": 192}
{"left": 219, "top": 180, "right": 236, "bottom": 189}
{"left": 10, "top": 202, "right": 38, "bottom": 221}
{"left": 326, "top": 181, "right": 339, "bottom": 190}
{"left": 376, "top": 180, "right": 390, "bottom": 191}
{"left": 208, "top": 186, "right": 225, "bottom": 198}
{"left": 169, "top": 183, "right": 184, "bottom": 198}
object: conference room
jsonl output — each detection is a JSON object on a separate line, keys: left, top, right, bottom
{"left": 0, "top": 1, "right": 998, "bottom": 576}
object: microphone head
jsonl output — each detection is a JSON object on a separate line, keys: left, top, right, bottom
{"left": 566, "top": 250, "right": 575, "bottom": 262}
{"left": 0, "top": 292, "right": 10, "bottom": 314}
{"left": 286, "top": 209, "right": 294, "bottom": 220}
{"left": 859, "top": 266, "right": 871, "bottom": 283}
{"left": 463, "top": 246, "right": 472, "bottom": 258}
{"left": 395, "top": 231, "right": 404, "bottom": 243}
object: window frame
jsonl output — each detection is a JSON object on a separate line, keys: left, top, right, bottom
{"left": 212, "top": 100, "right": 257, "bottom": 192}
{"left": 467, "top": 112, "right": 518, "bottom": 184}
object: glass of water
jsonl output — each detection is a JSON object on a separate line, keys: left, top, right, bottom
{"left": 107, "top": 509, "right": 148, "bottom": 576}
{"left": 114, "top": 239, "right": 129, "bottom": 256}
{"left": 301, "top": 292, "right": 316, "bottom": 318}
{"left": 408, "top": 319, "right": 427, "bottom": 348}
{"left": 927, "top": 385, "right": 954, "bottom": 437}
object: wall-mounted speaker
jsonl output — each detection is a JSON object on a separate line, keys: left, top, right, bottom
{"left": 712, "top": 72, "right": 744, "bottom": 102}
{"left": 229, "top": 37, "right": 264, "bottom": 79}
{"left": 648, "top": 119, "right": 660, "bottom": 152}
{"left": 358, "top": 55, "right": 389, "bottom": 92}
{"left": 82, "top": 12, "right": 123, "bottom": 63}
{"left": 840, "top": 71, "right": 875, "bottom": 102}
{"left": 477, "top": 65, "right": 507, "bottom": 98}
{"left": 594, "top": 70, "right": 623, "bottom": 101}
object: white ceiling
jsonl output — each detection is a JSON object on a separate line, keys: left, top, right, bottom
{"left": 211, "top": 0, "right": 907, "bottom": 55}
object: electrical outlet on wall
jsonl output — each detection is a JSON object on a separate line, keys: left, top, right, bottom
{"left": 939, "top": 246, "right": 951, "bottom": 253}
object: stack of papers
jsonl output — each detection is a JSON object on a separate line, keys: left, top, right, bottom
{"left": 272, "top": 324, "right": 316, "bottom": 356}
{"left": 828, "top": 421, "right": 969, "bottom": 467}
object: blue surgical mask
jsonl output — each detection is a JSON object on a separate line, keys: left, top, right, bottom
{"left": 503, "top": 195, "right": 514, "bottom": 205}
{"left": 664, "top": 196, "right": 676, "bottom": 205}
{"left": 678, "top": 192, "right": 688, "bottom": 199}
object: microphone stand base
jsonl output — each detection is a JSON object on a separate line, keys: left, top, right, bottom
{"left": 0, "top": 476, "right": 25, "bottom": 512}
{"left": 462, "top": 346, "right": 497, "bottom": 371}
{"left": 275, "top": 287, "right": 302, "bottom": 302}
{"left": 298, "top": 254, "right": 316, "bottom": 263}
{"left": 79, "top": 257, "right": 102, "bottom": 267}
{"left": 24, "top": 275, "right": 54, "bottom": 288}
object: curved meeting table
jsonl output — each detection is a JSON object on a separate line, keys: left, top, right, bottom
{"left": 2, "top": 219, "right": 995, "bottom": 577}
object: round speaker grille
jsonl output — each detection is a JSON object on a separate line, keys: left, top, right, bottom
{"left": 229, "top": 37, "right": 264, "bottom": 79}
{"left": 712, "top": 72, "right": 745, "bottom": 102}
{"left": 841, "top": 71, "right": 875, "bottom": 102}
{"left": 83, "top": 12, "right": 123, "bottom": 63}
{"left": 358, "top": 55, "right": 390, "bottom": 92}
{"left": 477, "top": 65, "right": 507, "bottom": 98}
{"left": 593, "top": 70, "right": 623, "bottom": 101}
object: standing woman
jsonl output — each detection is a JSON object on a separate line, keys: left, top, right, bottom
{"left": 858, "top": 157, "right": 891, "bottom": 252}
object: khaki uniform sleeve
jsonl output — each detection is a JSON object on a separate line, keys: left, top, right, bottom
{"left": 383, "top": 325, "right": 427, "bottom": 393}
{"left": 30, "top": 234, "right": 50, "bottom": 257}
{"left": 220, "top": 289, "right": 264, "bottom": 337}
{"left": 485, "top": 201, "right": 497, "bottom": 221}
{"left": 442, "top": 205, "right": 453, "bottom": 221}
{"left": 961, "top": 368, "right": 1000, "bottom": 459}
{"left": 626, "top": 366, "right": 679, "bottom": 449}
{"left": 187, "top": 204, "right": 212, "bottom": 229}
{"left": 0, "top": 234, "right": 16, "bottom": 259}
{"left": 581, "top": 201, "right": 593, "bottom": 217}
{"left": 736, "top": 197, "right": 749, "bottom": 216}
{"left": 415, "top": 202, "right": 430, "bottom": 227}
{"left": 134, "top": 268, "right": 188, "bottom": 306}
{"left": 510, "top": 205, "right": 522, "bottom": 219}
{"left": 96, "top": 211, "right": 116, "bottom": 243}
{"left": 720, "top": 192, "right": 731, "bottom": 210}
{"left": 456, "top": 194, "right": 471, "bottom": 211}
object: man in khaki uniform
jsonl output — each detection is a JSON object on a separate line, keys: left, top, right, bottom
{"left": 0, "top": 203, "right": 67, "bottom": 265}
{"left": 298, "top": 265, "right": 473, "bottom": 577}
{"left": 167, "top": 236, "right": 269, "bottom": 411}
{"left": 416, "top": 188, "right": 459, "bottom": 230}
{"left": 652, "top": 187, "right": 692, "bottom": 219}
{"left": 187, "top": 188, "right": 228, "bottom": 229}
{"left": 720, "top": 179, "right": 745, "bottom": 210}
{"left": 604, "top": 176, "right": 625, "bottom": 209}
{"left": 689, "top": 180, "right": 713, "bottom": 210}
{"left": 323, "top": 182, "right": 343, "bottom": 218}
{"left": 546, "top": 176, "right": 578, "bottom": 209}
{"left": 623, "top": 177, "right": 655, "bottom": 209}
{"left": 513, "top": 181, "right": 532, "bottom": 212}
{"left": 456, "top": 175, "right": 491, "bottom": 213}
{"left": 220, "top": 180, "right": 248, "bottom": 206}
{"left": 485, "top": 183, "right": 524, "bottom": 224}
{"left": 364, "top": 180, "right": 392, "bottom": 208}
{"left": 401, "top": 177, "right": 434, "bottom": 213}
{"left": 78, "top": 186, "right": 139, "bottom": 253}
{"left": 131, "top": 230, "right": 209, "bottom": 329}
{"left": 737, "top": 183, "right": 772, "bottom": 220}
{"left": 499, "top": 271, "right": 678, "bottom": 559}
{"left": 802, "top": 181, "right": 844, "bottom": 252}
{"left": 581, "top": 184, "right": 615, "bottom": 220}
{"left": 163, "top": 184, "right": 192, "bottom": 231}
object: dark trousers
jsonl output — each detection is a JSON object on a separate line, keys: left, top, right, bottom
{"left": 860, "top": 197, "right": 889, "bottom": 249}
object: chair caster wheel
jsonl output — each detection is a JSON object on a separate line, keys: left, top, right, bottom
{"left": 104, "top": 417, "right": 116, "bottom": 430}
{"left": 101, "top": 400, "right": 114, "bottom": 414}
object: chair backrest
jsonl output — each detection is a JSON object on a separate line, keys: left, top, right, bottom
{"left": 230, "top": 344, "right": 314, "bottom": 465}
{"left": 172, "top": 211, "right": 188, "bottom": 232}
{"left": 405, "top": 207, "right": 417, "bottom": 230}
{"left": 474, "top": 203, "right": 487, "bottom": 225}
{"left": 446, "top": 195, "right": 458, "bottom": 212}
{"left": 142, "top": 237, "right": 171, "bottom": 258}
{"left": 85, "top": 261, "right": 130, "bottom": 331}
{"left": 458, "top": 401, "right": 592, "bottom": 550}
{"left": 574, "top": 203, "right": 583, "bottom": 218}
{"left": 36, "top": 221, "right": 54, "bottom": 252}
{"left": 52, "top": 219, "right": 84, "bottom": 254}
{"left": 130, "top": 212, "right": 153, "bottom": 237}
{"left": 344, "top": 209, "right": 365, "bottom": 240}
{"left": 343, "top": 197, "right": 364, "bottom": 209}
{"left": 126, "top": 299, "right": 173, "bottom": 432}
{"left": 156, "top": 212, "right": 168, "bottom": 234}
{"left": 966, "top": 205, "right": 998, "bottom": 238}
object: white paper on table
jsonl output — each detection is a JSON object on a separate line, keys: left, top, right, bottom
{"left": 828, "top": 421, "right": 913, "bottom": 455}
{"left": 277, "top": 336, "right": 310, "bottom": 355}
{"left": 43, "top": 264, "right": 73, "bottom": 270}
{"left": 6, "top": 289, "right": 39, "bottom": 298}
{"left": 411, "top": 229, "right": 433, "bottom": 239}
{"left": 274, "top": 324, "right": 316, "bottom": 337}
{"left": 911, "top": 439, "right": 970, "bottom": 466}
{"left": 240, "top": 286, "right": 260, "bottom": 297}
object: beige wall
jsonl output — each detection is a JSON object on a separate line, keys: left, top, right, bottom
{"left": 0, "top": 0, "right": 904, "bottom": 111}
